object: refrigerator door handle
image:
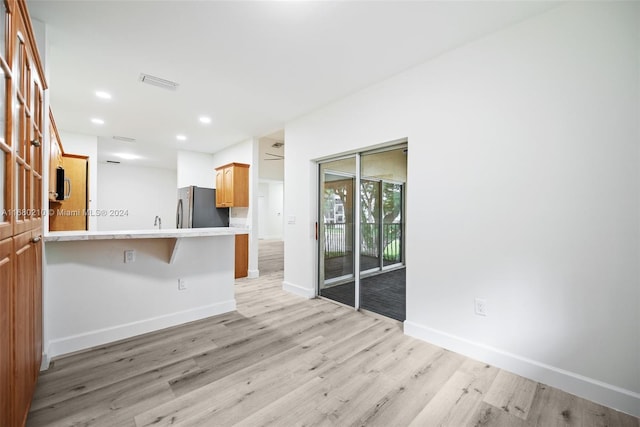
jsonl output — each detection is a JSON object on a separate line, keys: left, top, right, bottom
{"left": 176, "top": 199, "right": 183, "bottom": 228}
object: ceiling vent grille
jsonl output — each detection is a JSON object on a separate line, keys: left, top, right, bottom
{"left": 138, "top": 73, "right": 179, "bottom": 91}
{"left": 113, "top": 135, "right": 136, "bottom": 143}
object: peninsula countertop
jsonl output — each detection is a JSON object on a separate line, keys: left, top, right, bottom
{"left": 44, "top": 227, "right": 249, "bottom": 242}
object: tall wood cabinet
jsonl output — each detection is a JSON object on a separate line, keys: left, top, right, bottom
{"left": 0, "top": 1, "right": 46, "bottom": 426}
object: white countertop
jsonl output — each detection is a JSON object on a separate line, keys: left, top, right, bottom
{"left": 45, "top": 227, "right": 248, "bottom": 242}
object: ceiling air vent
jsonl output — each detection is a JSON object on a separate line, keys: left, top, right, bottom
{"left": 106, "top": 160, "right": 121, "bottom": 164}
{"left": 138, "top": 73, "right": 179, "bottom": 91}
{"left": 113, "top": 135, "right": 136, "bottom": 143}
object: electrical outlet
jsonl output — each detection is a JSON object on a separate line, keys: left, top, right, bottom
{"left": 124, "top": 250, "right": 135, "bottom": 263}
{"left": 474, "top": 298, "right": 487, "bottom": 316}
{"left": 178, "top": 279, "right": 187, "bottom": 291}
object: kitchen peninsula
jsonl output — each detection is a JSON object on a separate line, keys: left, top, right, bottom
{"left": 43, "top": 227, "right": 248, "bottom": 366}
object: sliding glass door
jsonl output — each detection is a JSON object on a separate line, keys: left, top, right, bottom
{"left": 318, "top": 145, "right": 407, "bottom": 319}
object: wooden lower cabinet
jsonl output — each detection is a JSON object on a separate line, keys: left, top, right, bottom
{"left": 6, "top": 230, "right": 42, "bottom": 426}
{"left": 235, "top": 234, "right": 249, "bottom": 279}
{"left": 0, "top": 237, "right": 12, "bottom": 426}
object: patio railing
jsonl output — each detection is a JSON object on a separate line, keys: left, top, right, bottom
{"left": 324, "top": 222, "right": 402, "bottom": 263}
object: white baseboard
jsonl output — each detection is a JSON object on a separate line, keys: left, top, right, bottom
{"left": 282, "top": 281, "right": 315, "bottom": 299}
{"left": 248, "top": 269, "right": 259, "bottom": 279}
{"left": 404, "top": 321, "right": 640, "bottom": 418}
{"left": 258, "top": 236, "right": 283, "bottom": 241}
{"left": 44, "top": 300, "right": 236, "bottom": 364}
{"left": 40, "top": 353, "right": 50, "bottom": 372}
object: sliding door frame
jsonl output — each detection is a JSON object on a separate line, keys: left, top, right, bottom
{"left": 317, "top": 142, "right": 406, "bottom": 313}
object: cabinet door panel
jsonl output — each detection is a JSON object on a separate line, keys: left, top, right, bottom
{"left": 32, "top": 228, "right": 42, "bottom": 375}
{"left": 235, "top": 234, "right": 248, "bottom": 278}
{"left": 0, "top": 237, "right": 12, "bottom": 427}
{"left": 215, "top": 170, "right": 224, "bottom": 207}
{"left": 13, "top": 231, "right": 36, "bottom": 425}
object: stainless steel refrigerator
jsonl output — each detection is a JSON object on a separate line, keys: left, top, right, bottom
{"left": 176, "top": 186, "right": 229, "bottom": 228}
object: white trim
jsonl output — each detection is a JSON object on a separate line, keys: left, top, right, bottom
{"left": 282, "top": 281, "right": 315, "bottom": 299}
{"left": 404, "top": 321, "right": 640, "bottom": 418}
{"left": 248, "top": 269, "right": 259, "bottom": 279}
{"left": 44, "top": 300, "right": 236, "bottom": 365}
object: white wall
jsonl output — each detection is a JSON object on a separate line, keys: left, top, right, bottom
{"left": 59, "top": 131, "right": 98, "bottom": 230}
{"left": 97, "top": 163, "right": 177, "bottom": 231}
{"left": 284, "top": 2, "right": 639, "bottom": 416}
{"left": 212, "top": 139, "right": 260, "bottom": 277}
{"left": 177, "top": 150, "right": 215, "bottom": 188}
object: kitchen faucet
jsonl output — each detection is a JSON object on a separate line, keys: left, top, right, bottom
{"left": 154, "top": 215, "right": 162, "bottom": 229}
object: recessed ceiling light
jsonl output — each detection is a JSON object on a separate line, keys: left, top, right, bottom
{"left": 113, "top": 152, "right": 141, "bottom": 160}
{"left": 176, "top": 134, "right": 187, "bottom": 141}
{"left": 91, "top": 118, "right": 105, "bottom": 125}
{"left": 199, "top": 116, "right": 212, "bottom": 124}
{"left": 95, "top": 90, "right": 112, "bottom": 100}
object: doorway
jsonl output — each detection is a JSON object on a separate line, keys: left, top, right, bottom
{"left": 318, "top": 145, "right": 407, "bottom": 320}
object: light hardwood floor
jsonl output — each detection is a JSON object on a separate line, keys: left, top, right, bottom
{"left": 28, "top": 242, "right": 638, "bottom": 426}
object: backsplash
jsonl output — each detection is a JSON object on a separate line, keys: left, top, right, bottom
{"left": 229, "top": 207, "right": 249, "bottom": 228}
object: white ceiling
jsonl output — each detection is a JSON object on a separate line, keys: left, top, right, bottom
{"left": 27, "top": 1, "right": 558, "bottom": 169}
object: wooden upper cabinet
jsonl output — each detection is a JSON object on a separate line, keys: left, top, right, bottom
{"left": 48, "top": 111, "right": 63, "bottom": 202}
{"left": 215, "top": 162, "right": 249, "bottom": 208}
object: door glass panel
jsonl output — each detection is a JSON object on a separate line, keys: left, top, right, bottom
{"left": 359, "top": 147, "right": 407, "bottom": 321}
{"left": 0, "top": 148, "right": 5, "bottom": 222}
{"left": 0, "top": 3, "right": 5, "bottom": 60}
{"left": 319, "top": 157, "right": 355, "bottom": 307}
{"left": 0, "top": 70, "right": 5, "bottom": 223}
{"left": 360, "top": 179, "right": 380, "bottom": 272}
{"left": 382, "top": 182, "right": 403, "bottom": 266}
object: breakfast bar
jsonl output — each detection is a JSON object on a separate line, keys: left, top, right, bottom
{"left": 43, "top": 227, "right": 249, "bottom": 366}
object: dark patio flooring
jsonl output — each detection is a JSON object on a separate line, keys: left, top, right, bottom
{"left": 319, "top": 267, "right": 406, "bottom": 322}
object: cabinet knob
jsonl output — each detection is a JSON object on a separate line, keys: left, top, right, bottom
{"left": 31, "top": 139, "right": 41, "bottom": 147}
{"left": 31, "top": 236, "right": 41, "bottom": 243}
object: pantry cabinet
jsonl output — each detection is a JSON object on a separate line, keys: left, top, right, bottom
{"left": 215, "top": 162, "right": 249, "bottom": 207}
{"left": 0, "top": 1, "right": 47, "bottom": 426}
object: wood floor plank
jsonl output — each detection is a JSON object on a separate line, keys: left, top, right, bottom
{"left": 467, "top": 401, "right": 530, "bottom": 427}
{"left": 527, "top": 384, "right": 640, "bottom": 427}
{"left": 27, "top": 358, "right": 193, "bottom": 426}
{"left": 408, "top": 359, "right": 500, "bottom": 427}
{"left": 31, "top": 323, "right": 227, "bottom": 411}
{"left": 352, "top": 348, "right": 467, "bottom": 426}
{"left": 483, "top": 369, "right": 537, "bottom": 420}
{"left": 134, "top": 336, "right": 333, "bottom": 427}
